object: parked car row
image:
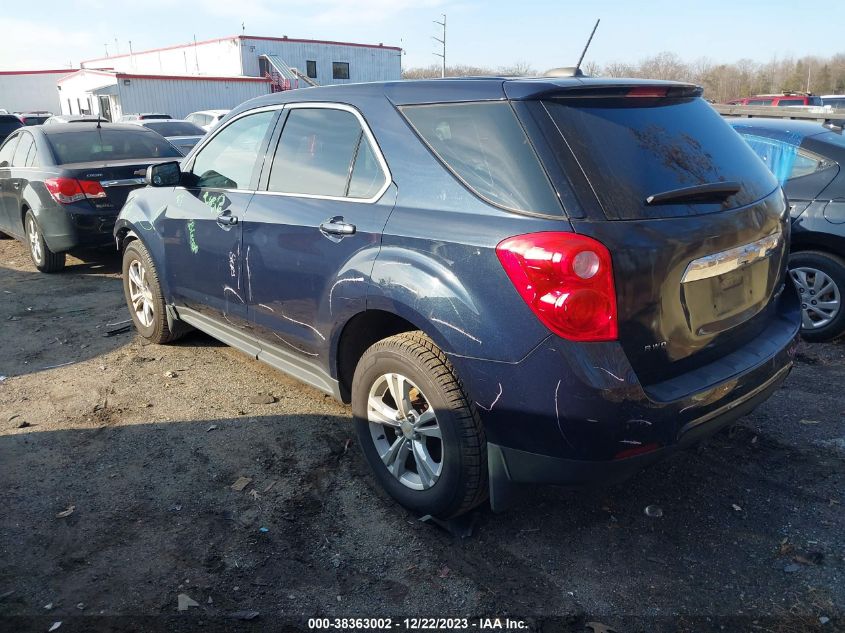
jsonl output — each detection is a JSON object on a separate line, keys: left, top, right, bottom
{"left": 0, "top": 76, "right": 823, "bottom": 520}
{"left": 726, "top": 92, "right": 845, "bottom": 110}
{"left": 0, "top": 122, "right": 182, "bottom": 271}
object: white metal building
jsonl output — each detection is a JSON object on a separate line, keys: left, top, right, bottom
{"left": 80, "top": 35, "right": 402, "bottom": 87}
{"left": 0, "top": 69, "right": 73, "bottom": 113}
{"left": 57, "top": 70, "right": 271, "bottom": 120}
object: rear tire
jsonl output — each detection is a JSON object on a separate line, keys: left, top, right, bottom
{"left": 789, "top": 250, "right": 845, "bottom": 342}
{"left": 352, "top": 331, "right": 488, "bottom": 519}
{"left": 24, "top": 210, "right": 65, "bottom": 273}
{"left": 122, "top": 240, "right": 182, "bottom": 344}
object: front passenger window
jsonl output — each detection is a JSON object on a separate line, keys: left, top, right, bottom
{"left": 191, "top": 110, "right": 276, "bottom": 190}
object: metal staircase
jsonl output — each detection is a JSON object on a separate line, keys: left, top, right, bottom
{"left": 258, "top": 54, "right": 318, "bottom": 92}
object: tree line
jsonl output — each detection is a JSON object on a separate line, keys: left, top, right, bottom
{"left": 402, "top": 53, "right": 845, "bottom": 101}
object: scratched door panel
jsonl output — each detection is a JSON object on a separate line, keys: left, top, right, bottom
{"left": 158, "top": 187, "right": 251, "bottom": 327}
{"left": 244, "top": 186, "right": 396, "bottom": 361}
{"left": 157, "top": 108, "right": 280, "bottom": 328}
{"left": 243, "top": 105, "right": 397, "bottom": 362}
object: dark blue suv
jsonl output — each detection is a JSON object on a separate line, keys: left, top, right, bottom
{"left": 114, "top": 77, "right": 801, "bottom": 518}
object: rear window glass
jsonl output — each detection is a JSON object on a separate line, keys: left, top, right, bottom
{"left": 543, "top": 97, "right": 779, "bottom": 219}
{"left": 777, "top": 99, "right": 804, "bottom": 107}
{"left": 21, "top": 116, "right": 49, "bottom": 125}
{"left": 814, "top": 131, "right": 845, "bottom": 150}
{"left": 143, "top": 121, "right": 205, "bottom": 136}
{"left": 47, "top": 129, "right": 182, "bottom": 164}
{"left": 401, "top": 102, "right": 562, "bottom": 215}
{"left": 0, "top": 119, "right": 21, "bottom": 136}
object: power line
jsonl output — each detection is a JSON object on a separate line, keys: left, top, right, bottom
{"left": 432, "top": 14, "right": 446, "bottom": 78}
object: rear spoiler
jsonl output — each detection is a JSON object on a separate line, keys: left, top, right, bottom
{"left": 713, "top": 104, "right": 845, "bottom": 130}
{"left": 504, "top": 81, "right": 702, "bottom": 101}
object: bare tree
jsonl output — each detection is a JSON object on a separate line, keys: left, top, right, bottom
{"left": 404, "top": 51, "right": 845, "bottom": 100}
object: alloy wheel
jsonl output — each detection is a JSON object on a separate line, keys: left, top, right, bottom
{"left": 127, "top": 259, "right": 155, "bottom": 328}
{"left": 27, "top": 217, "right": 42, "bottom": 264}
{"left": 367, "top": 372, "right": 443, "bottom": 491}
{"left": 790, "top": 266, "right": 841, "bottom": 330}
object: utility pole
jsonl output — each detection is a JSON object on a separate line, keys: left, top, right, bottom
{"left": 433, "top": 14, "right": 446, "bottom": 78}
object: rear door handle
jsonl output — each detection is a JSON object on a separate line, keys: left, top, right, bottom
{"left": 319, "top": 217, "right": 356, "bottom": 236}
{"left": 216, "top": 213, "right": 238, "bottom": 226}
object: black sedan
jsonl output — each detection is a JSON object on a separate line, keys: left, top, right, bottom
{"left": 730, "top": 118, "right": 845, "bottom": 341}
{"left": 0, "top": 123, "right": 182, "bottom": 272}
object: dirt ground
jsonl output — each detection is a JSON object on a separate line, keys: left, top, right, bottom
{"left": 0, "top": 238, "right": 843, "bottom": 633}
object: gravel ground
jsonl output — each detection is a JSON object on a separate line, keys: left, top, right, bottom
{"left": 0, "top": 238, "right": 843, "bottom": 633}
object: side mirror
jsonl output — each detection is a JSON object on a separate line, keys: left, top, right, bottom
{"left": 146, "top": 161, "right": 181, "bottom": 187}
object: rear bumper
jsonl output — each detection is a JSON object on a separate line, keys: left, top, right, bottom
{"left": 37, "top": 204, "right": 117, "bottom": 252}
{"left": 448, "top": 283, "right": 801, "bottom": 510}
{"left": 487, "top": 361, "right": 790, "bottom": 509}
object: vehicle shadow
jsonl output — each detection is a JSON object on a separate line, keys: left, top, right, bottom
{"left": 65, "top": 247, "right": 122, "bottom": 275}
{"left": 0, "top": 411, "right": 841, "bottom": 627}
{"left": 0, "top": 261, "right": 129, "bottom": 378}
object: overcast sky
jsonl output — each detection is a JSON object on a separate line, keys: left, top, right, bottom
{"left": 0, "top": 0, "right": 841, "bottom": 72}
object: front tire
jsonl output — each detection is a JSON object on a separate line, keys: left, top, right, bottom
{"left": 122, "top": 240, "right": 181, "bottom": 344}
{"left": 25, "top": 210, "right": 65, "bottom": 273}
{"left": 352, "top": 332, "right": 487, "bottom": 518}
{"left": 789, "top": 250, "right": 845, "bottom": 342}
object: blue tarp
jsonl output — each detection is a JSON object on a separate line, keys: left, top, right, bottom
{"left": 740, "top": 133, "right": 798, "bottom": 185}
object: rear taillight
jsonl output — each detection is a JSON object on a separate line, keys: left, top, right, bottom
{"left": 45, "top": 178, "right": 107, "bottom": 204}
{"left": 496, "top": 232, "right": 618, "bottom": 342}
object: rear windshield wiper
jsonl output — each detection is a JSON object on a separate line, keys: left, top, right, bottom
{"left": 645, "top": 182, "right": 741, "bottom": 206}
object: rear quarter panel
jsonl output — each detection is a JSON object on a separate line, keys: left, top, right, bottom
{"left": 360, "top": 92, "right": 567, "bottom": 363}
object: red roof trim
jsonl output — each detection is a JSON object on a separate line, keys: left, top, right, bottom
{"left": 80, "top": 33, "right": 400, "bottom": 64}
{"left": 0, "top": 69, "right": 74, "bottom": 76}
{"left": 114, "top": 73, "right": 271, "bottom": 83}
{"left": 58, "top": 69, "right": 270, "bottom": 84}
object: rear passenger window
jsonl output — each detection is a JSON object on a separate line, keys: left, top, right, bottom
{"left": 0, "top": 135, "right": 17, "bottom": 167}
{"left": 191, "top": 110, "right": 276, "bottom": 189}
{"left": 267, "top": 108, "right": 386, "bottom": 199}
{"left": 739, "top": 133, "right": 831, "bottom": 184}
{"left": 401, "top": 102, "right": 562, "bottom": 215}
{"left": 12, "top": 134, "right": 33, "bottom": 167}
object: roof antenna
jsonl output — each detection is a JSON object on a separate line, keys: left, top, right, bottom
{"left": 544, "top": 18, "right": 600, "bottom": 78}
{"left": 575, "top": 18, "right": 600, "bottom": 74}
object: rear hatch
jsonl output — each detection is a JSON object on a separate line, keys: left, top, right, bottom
{"left": 514, "top": 82, "right": 790, "bottom": 388}
{"left": 60, "top": 159, "right": 165, "bottom": 210}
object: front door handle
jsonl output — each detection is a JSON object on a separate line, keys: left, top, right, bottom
{"left": 319, "top": 217, "right": 356, "bottom": 236}
{"left": 216, "top": 213, "right": 238, "bottom": 226}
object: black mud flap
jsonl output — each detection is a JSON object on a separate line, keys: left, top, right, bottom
{"left": 487, "top": 443, "right": 521, "bottom": 513}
